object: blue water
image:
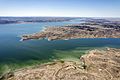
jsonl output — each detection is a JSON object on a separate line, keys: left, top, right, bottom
{"left": 0, "top": 20, "right": 120, "bottom": 68}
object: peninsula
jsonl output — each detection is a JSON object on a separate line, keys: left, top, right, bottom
{"left": 21, "top": 19, "right": 120, "bottom": 41}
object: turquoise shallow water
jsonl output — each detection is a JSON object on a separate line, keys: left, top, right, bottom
{"left": 0, "top": 20, "right": 120, "bottom": 73}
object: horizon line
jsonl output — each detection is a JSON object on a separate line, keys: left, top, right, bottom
{"left": 0, "top": 16, "right": 120, "bottom": 18}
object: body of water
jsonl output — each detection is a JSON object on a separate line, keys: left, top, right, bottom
{"left": 0, "top": 20, "right": 120, "bottom": 74}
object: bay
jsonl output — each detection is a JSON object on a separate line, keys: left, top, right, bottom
{"left": 0, "top": 20, "right": 120, "bottom": 74}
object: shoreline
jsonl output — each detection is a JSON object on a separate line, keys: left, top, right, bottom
{"left": 21, "top": 24, "right": 120, "bottom": 41}
{"left": 2, "top": 47, "right": 120, "bottom": 80}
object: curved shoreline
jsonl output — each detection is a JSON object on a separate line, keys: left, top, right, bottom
{"left": 21, "top": 24, "right": 120, "bottom": 41}
{"left": 2, "top": 47, "right": 120, "bottom": 80}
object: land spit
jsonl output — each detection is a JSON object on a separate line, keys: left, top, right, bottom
{"left": 21, "top": 24, "right": 120, "bottom": 41}
{"left": 1, "top": 48, "right": 120, "bottom": 80}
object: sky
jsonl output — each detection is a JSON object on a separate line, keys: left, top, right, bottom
{"left": 0, "top": 0, "right": 120, "bottom": 17}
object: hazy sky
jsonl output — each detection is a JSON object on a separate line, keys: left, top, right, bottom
{"left": 0, "top": 0, "right": 120, "bottom": 17}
